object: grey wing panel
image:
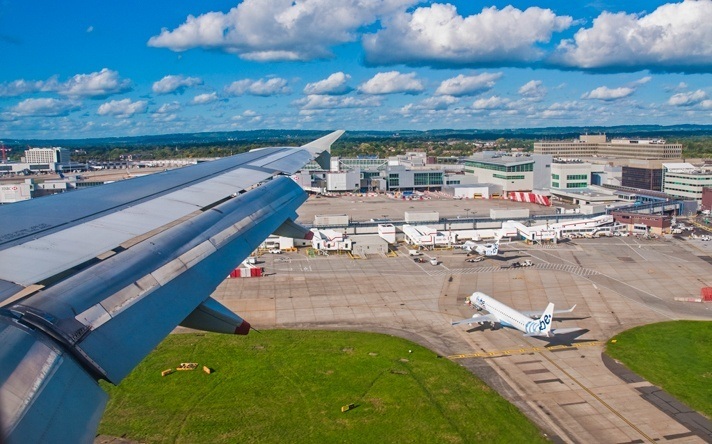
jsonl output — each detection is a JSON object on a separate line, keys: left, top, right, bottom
{"left": 0, "top": 148, "right": 313, "bottom": 287}
{"left": 9, "top": 177, "right": 307, "bottom": 383}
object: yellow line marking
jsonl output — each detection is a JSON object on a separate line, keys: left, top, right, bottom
{"left": 447, "top": 341, "right": 603, "bottom": 360}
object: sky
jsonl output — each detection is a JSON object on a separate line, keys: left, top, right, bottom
{"left": 0, "top": 0, "right": 711, "bottom": 139}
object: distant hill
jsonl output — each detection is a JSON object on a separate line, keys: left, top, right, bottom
{"left": 4, "top": 125, "right": 712, "bottom": 148}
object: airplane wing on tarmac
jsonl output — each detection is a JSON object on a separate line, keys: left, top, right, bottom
{"left": 451, "top": 313, "right": 498, "bottom": 326}
{"left": 0, "top": 130, "right": 344, "bottom": 443}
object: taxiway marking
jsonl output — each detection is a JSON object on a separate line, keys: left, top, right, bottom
{"left": 447, "top": 341, "right": 603, "bottom": 359}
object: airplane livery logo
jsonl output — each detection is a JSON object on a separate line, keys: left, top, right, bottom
{"left": 539, "top": 314, "right": 551, "bottom": 331}
{"left": 525, "top": 314, "right": 550, "bottom": 334}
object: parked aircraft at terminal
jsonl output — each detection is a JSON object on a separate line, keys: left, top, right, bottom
{"left": 462, "top": 240, "right": 500, "bottom": 256}
{"left": 452, "top": 292, "right": 582, "bottom": 338}
{"left": 0, "top": 130, "right": 344, "bottom": 443}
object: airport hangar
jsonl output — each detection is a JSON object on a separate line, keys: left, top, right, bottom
{"left": 214, "top": 192, "right": 712, "bottom": 443}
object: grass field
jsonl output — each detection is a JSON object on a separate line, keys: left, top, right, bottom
{"left": 606, "top": 320, "right": 712, "bottom": 418}
{"left": 99, "top": 330, "right": 547, "bottom": 443}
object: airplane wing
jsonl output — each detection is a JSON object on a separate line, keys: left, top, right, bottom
{"left": 0, "top": 130, "right": 344, "bottom": 443}
{"left": 520, "top": 304, "right": 576, "bottom": 318}
{"left": 451, "top": 313, "right": 497, "bottom": 326}
{"left": 550, "top": 327, "right": 586, "bottom": 335}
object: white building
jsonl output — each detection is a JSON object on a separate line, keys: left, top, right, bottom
{"left": 662, "top": 163, "right": 712, "bottom": 202}
{"left": 464, "top": 156, "right": 534, "bottom": 194}
{"left": 551, "top": 161, "right": 591, "bottom": 190}
{"left": 0, "top": 182, "right": 33, "bottom": 203}
{"left": 311, "top": 229, "right": 352, "bottom": 251}
{"left": 326, "top": 169, "right": 361, "bottom": 192}
{"left": 23, "top": 147, "right": 69, "bottom": 165}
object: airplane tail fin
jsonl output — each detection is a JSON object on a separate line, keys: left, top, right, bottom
{"left": 525, "top": 303, "right": 554, "bottom": 337}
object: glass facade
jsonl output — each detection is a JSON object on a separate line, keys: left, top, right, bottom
{"left": 622, "top": 167, "right": 662, "bottom": 191}
{"left": 566, "top": 174, "right": 588, "bottom": 180}
{"left": 493, "top": 174, "right": 525, "bottom": 180}
{"left": 414, "top": 172, "right": 443, "bottom": 186}
{"left": 465, "top": 160, "right": 533, "bottom": 172}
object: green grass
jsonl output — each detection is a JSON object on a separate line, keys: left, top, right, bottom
{"left": 606, "top": 321, "right": 712, "bottom": 418}
{"left": 99, "top": 330, "right": 547, "bottom": 443}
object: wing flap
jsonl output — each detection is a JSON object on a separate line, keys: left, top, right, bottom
{"left": 179, "top": 297, "right": 250, "bottom": 335}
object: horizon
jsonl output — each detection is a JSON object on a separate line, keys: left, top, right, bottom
{"left": 7, "top": 123, "right": 712, "bottom": 145}
{"left": 1, "top": 1, "right": 711, "bottom": 139}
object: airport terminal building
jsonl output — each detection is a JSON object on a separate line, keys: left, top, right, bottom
{"left": 534, "top": 134, "right": 682, "bottom": 160}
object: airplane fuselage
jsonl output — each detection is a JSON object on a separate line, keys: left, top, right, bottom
{"left": 471, "top": 292, "right": 551, "bottom": 335}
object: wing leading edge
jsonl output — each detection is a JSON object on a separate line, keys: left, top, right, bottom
{"left": 0, "top": 130, "right": 344, "bottom": 443}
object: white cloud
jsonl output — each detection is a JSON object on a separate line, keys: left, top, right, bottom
{"left": 225, "top": 78, "right": 290, "bottom": 96}
{"left": 518, "top": 80, "right": 547, "bottom": 100}
{"left": 363, "top": 4, "right": 572, "bottom": 67}
{"left": 358, "top": 71, "right": 424, "bottom": 95}
{"left": 403, "top": 95, "right": 459, "bottom": 113}
{"left": 87, "top": 25, "right": 94, "bottom": 33}
{"left": 581, "top": 86, "right": 635, "bottom": 101}
{"left": 11, "top": 98, "right": 78, "bottom": 117}
{"left": 148, "top": 0, "right": 417, "bottom": 61}
{"left": 700, "top": 100, "right": 712, "bottom": 109}
{"left": 434, "top": 73, "right": 502, "bottom": 97}
{"left": 551, "top": 1, "right": 712, "bottom": 72}
{"left": 633, "top": 76, "right": 652, "bottom": 86}
{"left": 97, "top": 98, "right": 147, "bottom": 117}
{"left": 472, "top": 96, "right": 509, "bottom": 110}
{"left": 294, "top": 94, "right": 380, "bottom": 110}
{"left": 668, "top": 89, "right": 707, "bottom": 106}
{"left": 155, "top": 102, "right": 181, "bottom": 114}
{"left": 152, "top": 102, "right": 180, "bottom": 122}
{"left": 152, "top": 75, "right": 203, "bottom": 94}
{"left": 304, "top": 72, "right": 351, "bottom": 95}
{"left": 0, "top": 78, "right": 58, "bottom": 97}
{"left": 191, "top": 92, "right": 219, "bottom": 105}
{"left": 59, "top": 68, "right": 131, "bottom": 98}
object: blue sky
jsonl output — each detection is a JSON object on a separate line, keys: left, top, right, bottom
{"left": 0, "top": 0, "right": 710, "bottom": 139}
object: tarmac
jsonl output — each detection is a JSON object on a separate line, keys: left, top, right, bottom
{"left": 210, "top": 195, "right": 712, "bottom": 444}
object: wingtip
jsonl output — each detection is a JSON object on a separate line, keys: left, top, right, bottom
{"left": 234, "top": 320, "right": 251, "bottom": 335}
